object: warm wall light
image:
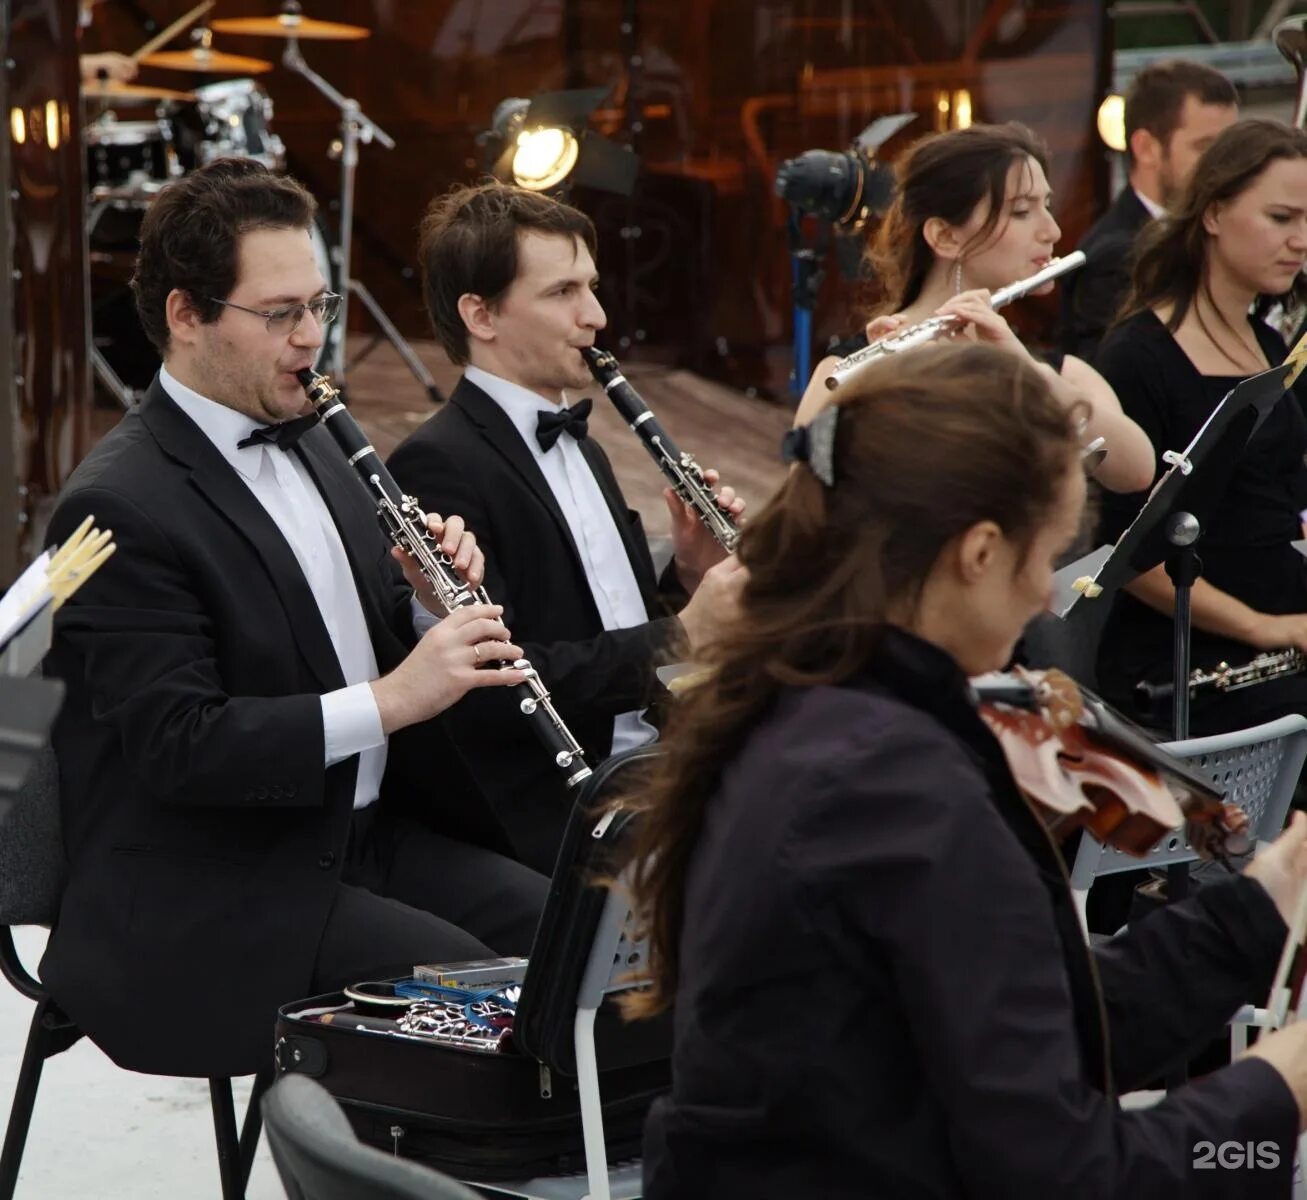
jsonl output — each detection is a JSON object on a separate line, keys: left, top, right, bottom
{"left": 45, "top": 99, "right": 60, "bottom": 150}
{"left": 952, "top": 89, "right": 973, "bottom": 130}
{"left": 9, "top": 107, "right": 25, "bottom": 145}
{"left": 935, "top": 90, "right": 950, "bottom": 131}
{"left": 1097, "top": 93, "right": 1126, "bottom": 152}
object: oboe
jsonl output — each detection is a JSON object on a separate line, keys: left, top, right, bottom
{"left": 1134, "top": 649, "right": 1306, "bottom": 713}
{"left": 581, "top": 346, "right": 741, "bottom": 553}
{"left": 824, "top": 250, "right": 1087, "bottom": 392}
{"left": 295, "top": 369, "right": 593, "bottom": 789}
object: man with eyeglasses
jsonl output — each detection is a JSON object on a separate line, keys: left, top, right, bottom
{"left": 39, "top": 158, "right": 550, "bottom": 1082}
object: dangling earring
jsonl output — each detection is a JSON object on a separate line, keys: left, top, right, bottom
{"left": 953, "top": 260, "right": 964, "bottom": 296}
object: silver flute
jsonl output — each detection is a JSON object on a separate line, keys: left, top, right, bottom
{"left": 824, "top": 250, "right": 1087, "bottom": 391}
{"left": 582, "top": 346, "right": 741, "bottom": 553}
{"left": 296, "top": 369, "right": 593, "bottom": 789}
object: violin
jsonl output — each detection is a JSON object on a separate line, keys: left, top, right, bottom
{"left": 974, "top": 668, "right": 1250, "bottom": 863}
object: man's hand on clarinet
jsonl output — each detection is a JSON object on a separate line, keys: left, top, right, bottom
{"left": 391, "top": 512, "right": 484, "bottom": 615}
{"left": 666, "top": 468, "right": 746, "bottom": 593}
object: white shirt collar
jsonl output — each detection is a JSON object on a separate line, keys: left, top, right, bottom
{"left": 464, "top": 365, "right": 575, "bottom": 457}
{"left": 1132, "top": 185, "right": 1166, "bottom": 220}
{"left": 158, "top": 363, "right": 269, "bottom": 480}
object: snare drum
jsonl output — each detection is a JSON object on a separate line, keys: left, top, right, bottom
{"left": 84, "top": 116, "right": 178, "bottom": 197}
{"left": 177, "top": 78, "right": 285, "bottom": 170}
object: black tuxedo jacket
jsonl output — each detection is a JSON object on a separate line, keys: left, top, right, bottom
{"left": 40, "top": 378, "right": 433, "bottom": 1077}
{"left": 1060, "top": 185, "right": 1152, "bottom": 364}
{"left": 386, "top": 376, "right": 684, "bottom": 874}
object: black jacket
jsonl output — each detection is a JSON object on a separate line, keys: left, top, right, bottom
{"left": 644, "top": 628, "right": 1298, "bottom": 1198}
{"left": 41, "top": 379, "right": 438, "bottom": 1077}
{"left": 386, "top": 376, "right": 685, "bottom": 874}
{"left": 1061, "top": 185, "right": 1153, "bottom": 364}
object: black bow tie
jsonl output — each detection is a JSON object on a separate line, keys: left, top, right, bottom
{"left": 535, "top": 398, "right": 592, "bottom": 452}
{"left": 236, "top": 412, "right": 319, "bottom": 452}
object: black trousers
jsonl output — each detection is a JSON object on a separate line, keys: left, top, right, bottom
{"left": 308, "top": 803, "right": 549, "bottom": 994}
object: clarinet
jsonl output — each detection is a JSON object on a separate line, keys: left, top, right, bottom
{"left": 1134, "top": 648, "right": 1307, "bottom": 714}
{"left": 824, "top": 251, "right": 1087, "bottom": 392}
{"left": 296, "top": 369, "right": 593, "bottom": 790}
{"left": 581, "top": 346, "right": 741, "bottom": 553}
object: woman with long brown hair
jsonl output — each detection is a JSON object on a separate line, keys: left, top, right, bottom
{"left": 629, "top": 342, "right": 1307, "bottom": 1198}
{"left": 798, "top": 122, "right": 1154, "bottom": 494}
{"left": 1095, "top": 118, "right": 1307, "bottom": 733}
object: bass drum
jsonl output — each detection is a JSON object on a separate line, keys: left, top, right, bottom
{"left": 91, "top": 213, "right": 342, "bottom": 398}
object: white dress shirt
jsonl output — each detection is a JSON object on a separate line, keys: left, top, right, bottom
{"left": 1133, "top": 186, "right": 1165, "bottom": 220}
{"left": 160, "top": 365, "right": 407, "bottom": 809}
{"left": 464, "top": 365, "right": 657, "bottom": 754}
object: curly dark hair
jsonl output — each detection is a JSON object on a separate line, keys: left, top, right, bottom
{"left": 131, "top": 158, "right": 317, "bottom": 353}
{"left": 418, "top": 182, "right": 597, "bottom": 364}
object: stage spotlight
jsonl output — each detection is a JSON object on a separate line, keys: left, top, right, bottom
{"left": 774, "top": 112, "right": 914, "bottom": 233}
{"left": 776, "top": 113, "right": 916, "bottom": 398}
{"left": 511, "top": 126, "right": 580, "bottom": 192}
{"left": 483, "top": 88, "right": 639, "bottom": 197}
{"left": 1097, "top": 94, "right": 1126, "bottom": 152}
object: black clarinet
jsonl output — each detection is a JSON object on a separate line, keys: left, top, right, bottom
{"left": 581, "top": 346, "right": 741, "bottom": 553}
{"left": 296, "top": 369, "right": 592, "bottom": 790}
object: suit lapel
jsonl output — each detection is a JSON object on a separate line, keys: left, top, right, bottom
{"left": 138, "top": 384, "right": 345, "bottom": 693}
{"left": 578, "top": 438, "right": 660, "bottom": 609}
{"left": 1116, "top": 186, "right": 1151, "bottom": 236}
{"left": 451, "top": 378, "right": 586, "bottom": 566}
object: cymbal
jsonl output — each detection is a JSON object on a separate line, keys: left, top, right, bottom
{"left": 212, "top": 14, "right": 370, "bottom": 40}
{"left": 140, "top": 48, "right": 274, "bottom": 74}
{"left": 82, "top": 79, "right": 198, "bottom": 102}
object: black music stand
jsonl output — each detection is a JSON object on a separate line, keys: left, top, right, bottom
{"left": 1056, "top": 356, "right": 1302, "bottom": 742}
{"left": 0, "top": 603, "right": 62, "bottom": 828}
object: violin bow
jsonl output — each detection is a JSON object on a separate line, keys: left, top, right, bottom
{"left": 1267, "top": 881, "right": 1307, "bottom": 1029}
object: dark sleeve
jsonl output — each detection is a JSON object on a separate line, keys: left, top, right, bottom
{"left": 49, "top": 486, "right": 326, "bottom": 808}
{"left": 1094, "top": 875, "right": 1288, "bottom": 1090}
{"left": 796, "top": 717, "right": 1298, "bottom": 1197}
{"left": 1064, "top": 235, "right": 1133, "bottom": 363}
{"left": 1093, "top": 328, "right": 1172, "bottom": 543}
{"left": 388, "top": 436, "right": 681, "bottom": 717}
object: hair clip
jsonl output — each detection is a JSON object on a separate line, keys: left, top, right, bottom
{"left": 780, "top": 405, "right": 838, "bottom": 487}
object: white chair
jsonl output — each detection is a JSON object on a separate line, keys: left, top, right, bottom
{"left": 1069, "top": 713, "right": 1307, "bottom": 937}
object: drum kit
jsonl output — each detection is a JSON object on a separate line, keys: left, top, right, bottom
{"left": 87, "top": 2, "right": 443, "bottom": 407}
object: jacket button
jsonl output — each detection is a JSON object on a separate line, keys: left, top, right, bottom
{"left": 318, "top": 851, "right": 336, "bottom": 869}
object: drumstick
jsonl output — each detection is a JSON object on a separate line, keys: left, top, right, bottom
{"left": 129, "top": 0, "right": 215, "bottom": 63}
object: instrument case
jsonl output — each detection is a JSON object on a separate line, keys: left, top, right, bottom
{"left": 274, "top": 747, "right": 670, "bottom": 1181}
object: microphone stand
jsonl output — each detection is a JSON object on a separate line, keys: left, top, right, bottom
{"left": 280, "top": 36, "right": 443, "bottom": 403}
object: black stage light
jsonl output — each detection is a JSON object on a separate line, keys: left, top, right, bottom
{"left": 775, "top": 112, "right": 916, "bottom": 232}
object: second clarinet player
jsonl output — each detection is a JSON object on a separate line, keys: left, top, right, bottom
{"left": 297, "top": 368, "right": 593, "bottom": 791}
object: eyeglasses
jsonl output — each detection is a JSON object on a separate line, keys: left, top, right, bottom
{"left": 203, "top": 292, "right": 342, "bottom": 335}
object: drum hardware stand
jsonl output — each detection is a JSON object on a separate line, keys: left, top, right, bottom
{"left": 280, "top": 36, "right": 444, "bottom": 404}
{"left": 91, "top": 348, "right": 139, "bottom": 410}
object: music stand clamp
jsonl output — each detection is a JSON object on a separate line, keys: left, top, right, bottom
{"left": 280, "top": 38, "right": 444, "bottom": 405}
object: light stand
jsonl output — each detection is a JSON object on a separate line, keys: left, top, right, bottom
{"left": 281, "top": 37, "right": 443, "bottom": 404}
{"left": 785, "top": 210, "right": 825, "bottom": 400}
